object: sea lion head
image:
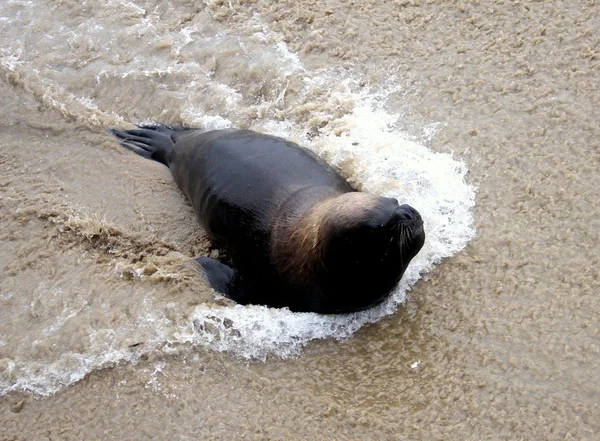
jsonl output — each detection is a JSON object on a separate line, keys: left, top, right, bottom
{"left": 316, "top": 193, "right": 425, "bottom": 311}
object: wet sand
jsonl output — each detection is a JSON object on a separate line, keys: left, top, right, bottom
{"left": 1, "top": 0, "right": 599, "bottom": 440}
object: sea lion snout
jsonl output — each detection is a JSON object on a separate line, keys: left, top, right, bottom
{"left": 395, "top": 204, "right": 423, "bottom": 225}
{"left": 395, "top": 204, "right": 426, "bottom": 255}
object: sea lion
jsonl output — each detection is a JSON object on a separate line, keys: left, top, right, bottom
{"left": 111, "top": 126, "right": 425, "bottom": 314}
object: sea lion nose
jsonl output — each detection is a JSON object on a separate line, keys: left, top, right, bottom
{"left": 397, "top": 204, "right": 422, "bottom": 223}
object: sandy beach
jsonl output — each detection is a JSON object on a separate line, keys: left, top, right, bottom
{"left": 1, "top": 0, "right": 598, "bottom": 439}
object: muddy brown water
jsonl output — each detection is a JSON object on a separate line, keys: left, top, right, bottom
{"left": 1, "top": 1, "right": 599, "bottom": 440}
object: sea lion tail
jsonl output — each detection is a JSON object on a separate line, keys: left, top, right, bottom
{"left": 110, "top": 125, "right": 175, "bottom": 166}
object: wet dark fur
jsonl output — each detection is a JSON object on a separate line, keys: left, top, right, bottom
{"left": 111, "top": 126, "right": 425, "bottom": 313}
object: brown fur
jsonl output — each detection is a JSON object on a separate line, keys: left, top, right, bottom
{"left": 272, "top": 192, "right": 382, "bottom": 286}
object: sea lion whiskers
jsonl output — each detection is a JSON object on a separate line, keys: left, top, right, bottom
{"left": 398, "top": 225, "right": 408, "bottom": 269}
{"left": 383, "top": 234, "right": 395, "bottom": 261}
{"left": 383, "top": 223, "right": 400, "bottom": 261}
{"left": 406, "top": 225, "right": 414, "bottom": 246}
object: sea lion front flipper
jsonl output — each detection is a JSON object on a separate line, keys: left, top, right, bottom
{"left": 195, "top": 257, "right": 236, "bottom": 297}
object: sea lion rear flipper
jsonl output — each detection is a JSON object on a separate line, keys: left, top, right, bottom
{"left": 110, "top": 126, "right": 175, "bottom": 166}
{"left": 195, "top": 257, "right": 236, "bottom": 297}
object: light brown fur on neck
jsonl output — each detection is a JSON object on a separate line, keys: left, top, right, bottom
{"left": 271, "top": 191, "right": 382, "bottom": 286}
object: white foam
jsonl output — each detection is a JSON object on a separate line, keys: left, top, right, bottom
{"left": 0, "top": 307, "right": 174, "bottom": 396}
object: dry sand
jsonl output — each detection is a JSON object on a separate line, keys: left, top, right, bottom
{"left": 1, "top": 0, "right": 599, "bottom": 440}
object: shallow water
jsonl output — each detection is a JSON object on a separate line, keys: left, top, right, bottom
{"left": 1, "top": 0, "right": 599, "bottom": 440}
